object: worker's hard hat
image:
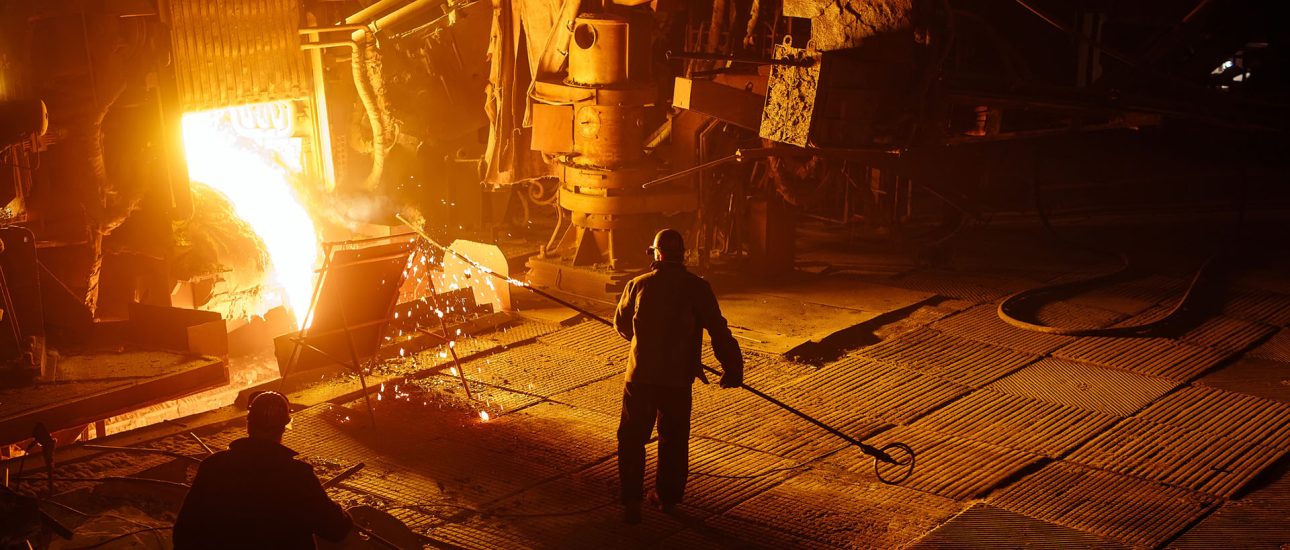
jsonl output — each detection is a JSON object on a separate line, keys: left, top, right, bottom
{"left": 248, "top": 391, "right": 292, "bottom": 432}
{"left": 649, "top": 228, "right": 685, "bottom": 257}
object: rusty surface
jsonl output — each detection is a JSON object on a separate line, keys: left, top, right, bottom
{"left": 989, "top": 461, "right": 1219, "bottom": 548}
{"left": 987, "top": 357, "right": 1178, "bottom": 416}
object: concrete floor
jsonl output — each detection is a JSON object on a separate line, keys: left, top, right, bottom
{"left": 16, "top": 215, "right": 1290, "bottom": 549}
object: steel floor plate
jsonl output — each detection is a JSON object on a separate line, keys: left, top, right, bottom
{"left": 1170, "top": 463, "right": 1290, "bottom": 549}
{"left": 911, "top": 389, "right": 1120, "bottom": 457}
{"left": 1066, "top": 418, "right": 1285, "bottom": 497}
{"left": 1027, "top": 300, "right": 1129, "bottom": 330}
{"left": 1248, "top": 328, "right": 1290, "bottom": 362}
{"left": 1135, "top": 384, "right": 1290, "bottom": 449}
{"left": 694, "top": 513, "right": 836, "bottom": 549}
{"left": 1220, "top": 288, "right": 1290, "bottom": 326}
{"left": 1052, "top": 335, "right": 1233, "bottom": 380}
{"left": 720, "top": 469, "right": 960, "bottom": 549}
{"left": 931, "top": 304, "right": 1077, "bottom": 355}
{"left": 854, "top": 328, "right": 1040, "bottom": 388}
{"left": 441, "top": 402, "right": 620, "bottom": 473}
{"left": 826, "top": 425, "right": 1044, "bottom": 501}
{"left": 909, "top": 503, "right": 1128, "bottom": 549}
{"left": 546, "top": 375, "right": 625, "bottom": 417}
{"left": 773, "top": 356, "right": 971, "bottom": 424}
{"left": 571, "top": 437, "right": 805, "bottom": 515}
{"left": 536, "top": 320, "right": 630, "bottom": 364}
{"left": 692, "top": 390, "right": 888, "bottom": 461}
{"left": 987, "top": 358, "right": 1179, "bottom": 416}
{"left": 988, "top": 461, "right": 1219, "bottom": 548}
{"left": 432, "top": 458, "right": 688, "bottom": 550}
{"left": 1176, "top": 315, "right": 1277, "bottom": 352}
{"left": 458, "top": 342, "right": 622, "bottom": 398}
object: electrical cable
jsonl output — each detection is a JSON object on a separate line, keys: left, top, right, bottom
{"left": 66, "top": 526, "right": 170, "bottom": 550}
{"left": 12, "top": 475, "right": 190, "bottom": 489}
{"left": 996, "top": 151, "right": 1231, "bottom": 336}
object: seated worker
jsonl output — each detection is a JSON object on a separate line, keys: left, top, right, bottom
{"left": 173, "top": 391, "right": 352, "bottom": 549}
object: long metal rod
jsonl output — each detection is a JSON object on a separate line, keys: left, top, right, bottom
{"left": 666, "top": 50, "right": 815, "bottom": 67}
{"left": 424, "top": 270, "right": 474, "bottom": 401}
{"left": 81, "top": 444, "right": 202, "bottom": 463}
{"left": 394, "top": 215, "right": 900, "bottom": 464}
{"left": 394, "top": 214, "right": 604, "bottom": 319}
{"left": 340, "top": 309, "right": 380, "bottom": 431}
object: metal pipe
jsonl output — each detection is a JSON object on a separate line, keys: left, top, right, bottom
{"left": 301, "top": 41, "right": 357, "bottom": 51}
{"left": 299, "top": 25, "right": 369, "bottom": 34}
{"left": 666, "top": 50, "right": 814, "bottom": 67}
{"left": 350, "top": 0, "right": 440, "bottom": 41}
{"left": 344, "top": 0, "right": 409, "bottom": 25}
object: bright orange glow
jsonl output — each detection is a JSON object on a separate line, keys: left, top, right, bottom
{"left": 479, "top": 410, "right": 491, "bottom": 422}
{"left": 181, "top": 101, "right": 320, "bottom": 328}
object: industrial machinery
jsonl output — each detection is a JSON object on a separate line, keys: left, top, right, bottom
{"left": 525, "top": 12, "right": 697, "bottom": 299}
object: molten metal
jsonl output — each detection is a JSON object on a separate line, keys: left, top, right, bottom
{"left": 181, "top": 101, "right": 320, "bottom": 327}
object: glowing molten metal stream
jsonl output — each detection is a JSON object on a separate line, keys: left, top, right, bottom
{"left": 181, "top": 103, "right": 320, "bottom": 328}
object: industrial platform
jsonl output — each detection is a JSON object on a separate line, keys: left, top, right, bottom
{"left": 9, "top": 217, "right": 1290, "bottom": 549}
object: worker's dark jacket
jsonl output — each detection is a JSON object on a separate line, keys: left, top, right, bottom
{"left": 614, "top": 261, "right": 743, "bottom": 386}
{"left": 173, "top": 437, "right": 351, "bottom": 549}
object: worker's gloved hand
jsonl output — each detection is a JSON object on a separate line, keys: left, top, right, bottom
{"left": 719, "top": 372, "right": 743, "bottom": 389}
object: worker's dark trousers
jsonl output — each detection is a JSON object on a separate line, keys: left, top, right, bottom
{"left": 617, "top": 381, "right": 692, "bottom": 505}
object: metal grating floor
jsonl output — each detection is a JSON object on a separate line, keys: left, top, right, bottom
{"left": 546, "top": 376, "right": 625, "bottom": 417}
{"left": 692, "top": 390, "right": 888, "bottom": 462}
{"left": 570, "top": 437, "right": 805, "bottom": 515}
{"left": 1248, "top": 328, "right": 1290, "bottom": 362}
{"left": 909, "top": 503, "right": 1128, "bottom": 549}
{"left": 1028, "top": 300, "right": 1129, "bottom": 330}
{"left": 440, "top": 402, "right": 620, "bottom": 473}
{"left": 988, "top": 461, "right": 1219, "bottom": 548}
{"left": 1176, "top": 315, "right": 1277, "bottom": 352}
{"left": 1066, "top": 288, "right": 1159, "bottom": 316}
{"left": 826, "top": 425, "right": 1044, "bottom": 501}
{"left": 774, "top": 355, "right": 971, "bottom": 424}
{"left": 431, "top": 457, "right": 687, "bottom": 550}
{"left": 694, "top": 513, "right": 835, "bottom": 549}
{"left": 406, "top": 319, "right": 562, "bottom": 372}
{"left": 458, "top": 342, "right": 622, "bottom": 398}
{"left": 987, "top": 357, "right": 1179, "bottom": 416}
{"left": 911, "top": 389, "right": 1120, "bottom": 458}
{"left": 932, "top": 304, "right": 1077, "bottom": 355}
{"left": 1220, "top": 288, "right": 1290, "bottom": 326}
{"left": 1052, "top": 335, "right": 1233, "bottom": 380}
{"left": 1066, "top": 418, "right": 1286, "bottom": 497}
{"left": 720, "top": 469, "right": 960, "bottom": 549}
{"left": 1135, "top": 384, "right": 1290, "bottom": 449}
{"left": 537, "top": 320, "right": 630, "bottom": 364}
{"left": 854, "top": 328, "right": 1041, "bottom": 388}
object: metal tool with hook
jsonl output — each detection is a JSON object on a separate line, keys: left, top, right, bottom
{"left": 395, "top": 215, "right": 916, "bottom": 484}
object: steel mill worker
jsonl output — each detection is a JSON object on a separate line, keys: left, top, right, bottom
{"left": 173, "top": 391, "right": 352, "bottom": 549}
{"left": 613, "top": 228, "right": 744, "bottom": 524}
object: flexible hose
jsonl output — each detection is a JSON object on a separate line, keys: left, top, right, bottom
{"left": 996, "top": 152, "right": 1228, "bottom": 336}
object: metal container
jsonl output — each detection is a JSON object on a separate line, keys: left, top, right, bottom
{"left": 566, "top": 14, "right": 629, "bottom": 87}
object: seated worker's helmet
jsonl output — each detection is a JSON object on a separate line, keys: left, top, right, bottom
{"left": 248, "top": 391, "right": 292, "bottom": 436}
{"left": 649, "top": 229, "right": 685, "bottom": 259}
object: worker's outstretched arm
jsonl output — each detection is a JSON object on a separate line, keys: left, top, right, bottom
{"left": 613, "top": 280, "right": 636, "bottom": 341}
{"left": 696, "top": 280, "right": 743, "bottom": 387}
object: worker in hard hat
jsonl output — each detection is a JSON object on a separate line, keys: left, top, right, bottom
{"left": 613, "top": 228, "right": 744, "bottom": 524}
{"left": 173, "top": 391, "right": 352, "bottom": 549}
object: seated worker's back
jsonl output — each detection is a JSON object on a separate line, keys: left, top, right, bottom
{"left": 173, "top": 392, "right": 351, "bottom": 549}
